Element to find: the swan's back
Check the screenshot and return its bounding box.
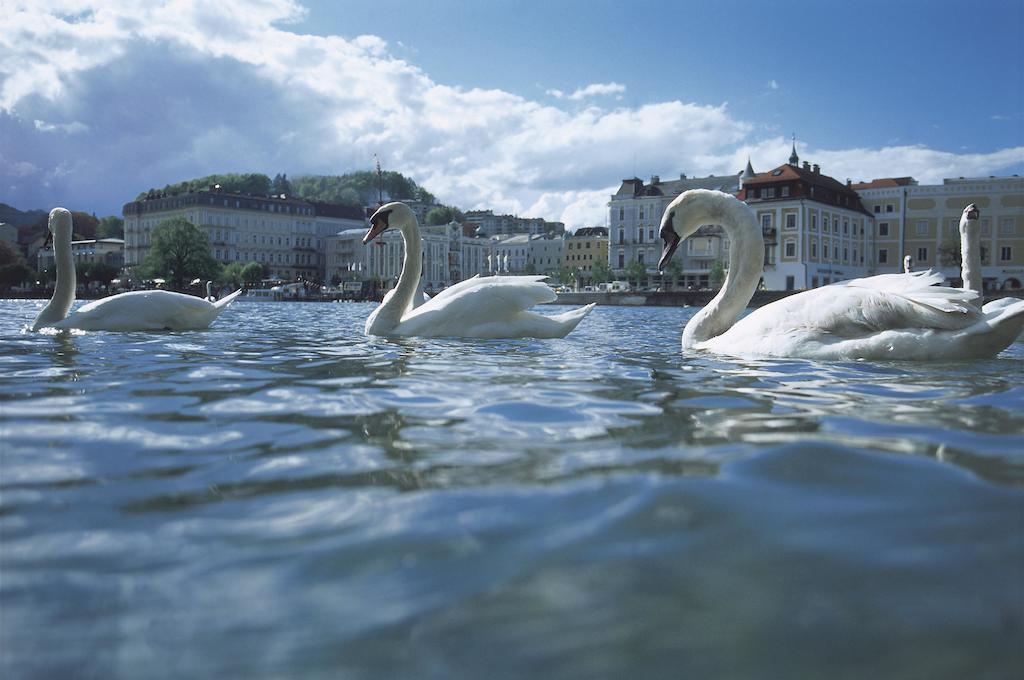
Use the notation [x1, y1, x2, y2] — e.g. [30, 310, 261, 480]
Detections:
[702, 271, 996, 359]
[383, 276, 591, 338]
[54, 289, 239, 331]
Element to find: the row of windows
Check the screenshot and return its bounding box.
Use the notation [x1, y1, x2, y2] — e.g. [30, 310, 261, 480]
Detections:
[763, 212, 862, 236]
[566, 241, 596, 249]
[878, 218, 1017, 237]
[783, 240, 862, 264]
[878, 246, 1013, 264]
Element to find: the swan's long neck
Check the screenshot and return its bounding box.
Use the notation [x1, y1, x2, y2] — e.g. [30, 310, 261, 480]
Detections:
[682, 203, 764, 347]
[371, 220, 422, 332]
[32, 227, 76, 330]
[959, 216, 982, 295]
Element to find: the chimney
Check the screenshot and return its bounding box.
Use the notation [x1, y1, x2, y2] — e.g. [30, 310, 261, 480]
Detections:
[651, 175, 660, 184]
[846, 179, 851, 187]
[679, 173, 687, 179]
[802, 161, 811, 171]
[812, 164, 820, 174]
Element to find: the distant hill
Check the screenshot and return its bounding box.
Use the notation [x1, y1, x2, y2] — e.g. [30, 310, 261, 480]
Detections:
[136, 171, 437, 208]
[0, 203, 47, 228]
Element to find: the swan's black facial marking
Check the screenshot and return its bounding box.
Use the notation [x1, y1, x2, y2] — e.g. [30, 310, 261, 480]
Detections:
[372, 209, 392, 229]
[965, 204, 980, 220]
[44, 230, 53, 248]
[658, 210, 681, 270]
[362, 207, 394, 244]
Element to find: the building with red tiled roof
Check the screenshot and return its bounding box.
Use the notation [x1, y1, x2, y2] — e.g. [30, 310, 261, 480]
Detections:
[734, 145, 876, 290]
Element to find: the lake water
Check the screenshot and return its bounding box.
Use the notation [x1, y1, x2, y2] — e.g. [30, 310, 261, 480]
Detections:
[2, 298, 1023, 679]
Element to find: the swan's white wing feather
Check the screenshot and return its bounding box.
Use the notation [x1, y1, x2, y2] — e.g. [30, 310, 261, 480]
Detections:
[53, 290, 235, 331]
[704, 272, 984, 358]
[391, 278, 558, 337]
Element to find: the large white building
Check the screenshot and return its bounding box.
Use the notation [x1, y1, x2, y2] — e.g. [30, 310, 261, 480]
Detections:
[738, 151, 874, 290]
[608, 172, 744, 286]
[122, 188, 366, 282]
[853, 175, 1024, 291]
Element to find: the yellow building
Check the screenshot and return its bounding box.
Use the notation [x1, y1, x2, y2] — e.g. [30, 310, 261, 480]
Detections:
[564, 226, 608, 286]
[854, 175, 1024, 291]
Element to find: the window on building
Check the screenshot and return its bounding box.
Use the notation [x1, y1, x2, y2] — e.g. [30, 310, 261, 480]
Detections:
[638, 252, 645, 265]
[765, 187, 776, 199]
[981, 218, 991, 235]
[874, 205, 881, 214]
[785, 213, 796, 229]
[761, 214, 772, 230]
[878, 248, 888, 264]
[619, 207, 624, 220]
[618, 229, 624, 245]
[843, 220, 848, 235]
[639, 207, 644, 220]
[811, 240, 818, 258]
[1001, 246, 1012, 262]
[1001, 218, 1015, 235]
[823, 216, 830, 232]
[886, 204, 894, 213]
[811, 213, 817, 230]
[878, 222, 890, 237]
[785, 275, 795, 291]
[784, 241, 796, 257]
[916, 220, 928, 235]
[843, 247, 848, 261]
[781, 186, 790, 198]
[812, 276, 819, 287]
[618, 252, 625, 268]
[637, 228, 644, 244]
[917, 246, 928, 262]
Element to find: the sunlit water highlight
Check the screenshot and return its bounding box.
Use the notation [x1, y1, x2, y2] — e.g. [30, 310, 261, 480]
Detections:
[2, 298, 1023, 678]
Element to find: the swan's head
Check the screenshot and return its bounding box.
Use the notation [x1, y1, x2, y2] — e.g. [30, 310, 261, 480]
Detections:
[47, 208, 73, 245]
[963, 203, 980, 222]
[658, 189, 740, 270]
[363, 202, 416, 244]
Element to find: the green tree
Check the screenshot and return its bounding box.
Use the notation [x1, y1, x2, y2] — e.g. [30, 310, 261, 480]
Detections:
[271, 173, 294, 196]
[624, 260, 647, 289]
[555, 267, 574, 285]
[97, 216, 124, 239]
[241, 261, 266, 284]
[591, 259, 612, 285]
[140, 217, 222, 290]
[662, 259, 683, 291]
[0, 262, 34, 289]
[709, 260, 726, 288]
[219, 262, 245, 288]
[938, 236, 987, 267]
[425, 205, 464, 225]
[0, 239, 21, 267]
[79, 262, 120, 286]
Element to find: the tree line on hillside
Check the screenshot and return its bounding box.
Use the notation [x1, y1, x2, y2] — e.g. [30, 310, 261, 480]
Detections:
[136, 171, 438, 209]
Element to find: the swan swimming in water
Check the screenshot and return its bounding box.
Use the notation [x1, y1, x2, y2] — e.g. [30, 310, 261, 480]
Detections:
[958, 203, 1024, 339]
[362, 202, 594, 338]
[657, 190, 1024, 360]
[32, 208, 242, 332]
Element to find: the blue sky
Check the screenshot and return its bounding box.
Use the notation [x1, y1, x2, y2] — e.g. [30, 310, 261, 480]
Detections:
[2, 0, 1022, 227]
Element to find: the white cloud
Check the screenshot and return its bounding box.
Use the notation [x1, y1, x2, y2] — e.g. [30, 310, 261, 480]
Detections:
[767, 79, 779, 91]
[1, 2, 1021, 228]
[33, 119, 89, 134]
[548, 82, 627, 101]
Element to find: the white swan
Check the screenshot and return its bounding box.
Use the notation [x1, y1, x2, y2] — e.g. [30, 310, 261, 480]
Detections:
[362, 202, 594, 338]
[657, 190, 1024, 360]
[32, 208, 242, 332]
[206, 280, 217, 302]
[958, 202, 1024, 341]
